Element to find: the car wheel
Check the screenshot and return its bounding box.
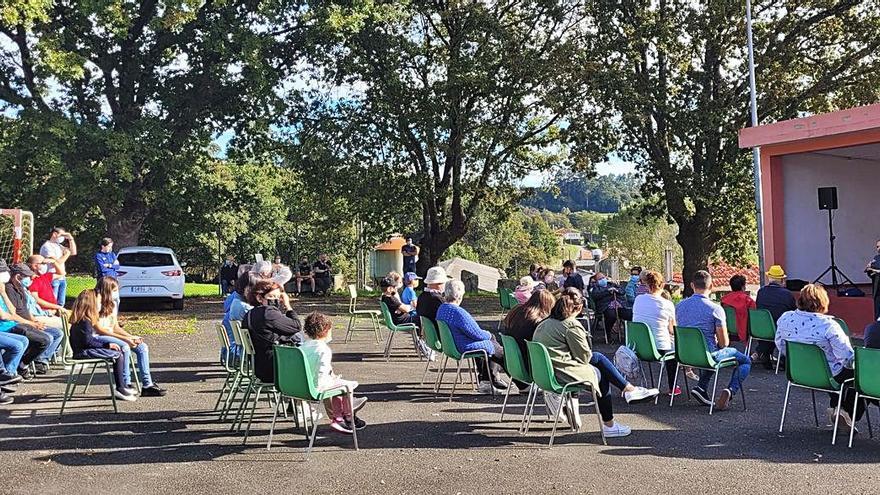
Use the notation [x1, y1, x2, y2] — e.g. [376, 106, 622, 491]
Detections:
[172, 298, 184, 310]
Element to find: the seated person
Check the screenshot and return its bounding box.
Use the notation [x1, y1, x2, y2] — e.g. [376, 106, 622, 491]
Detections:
[400, 272, 420, 309]
[501, 289, 555, 368]
[529, 263, 542, 282]
[381, 276, 432, 359]
[535, 268, 559, 292]
[0, 359, 16, 404]
[675, 270, 751, 411]
[0, 329, 27, 386]
[312, 253, 333, 295]
[436, 280, 513, 394]
[295, 257, 315, 294]
[754, 265, 796, 366]
[513, 276, 538, 305]
[222, 271, 256, 361]
[561, 260, 585, 295]
[533, 288, 657, 437]
[242, 280, 303, 383]
[26, 254, 66, 314]
[632, 270, 679, 396]
[776, 284, 860, 428]
[68, 290, 136, 401]
[624, 266, 643, 306]
[720, 274, 755, 343]
[0, 261, 50, 379]
[5, 263, 63, 374]
[588, 272, 632, 335]
[865, 317, 880, 349]
[95, 277, 166, 396]
[416, 266, 449, 322]
[300, 312, 367, 433]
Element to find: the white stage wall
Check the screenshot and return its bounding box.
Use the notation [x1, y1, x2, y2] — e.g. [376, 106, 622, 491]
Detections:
[782, 152, 880, 285]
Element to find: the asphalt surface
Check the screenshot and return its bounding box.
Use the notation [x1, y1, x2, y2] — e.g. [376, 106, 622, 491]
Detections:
[2, 297, 879, 494]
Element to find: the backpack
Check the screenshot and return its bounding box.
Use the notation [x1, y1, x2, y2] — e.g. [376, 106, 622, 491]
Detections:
[613, 344, 643, 386]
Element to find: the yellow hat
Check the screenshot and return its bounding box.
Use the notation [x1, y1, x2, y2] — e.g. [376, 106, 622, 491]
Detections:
[766, 265, 786, 279]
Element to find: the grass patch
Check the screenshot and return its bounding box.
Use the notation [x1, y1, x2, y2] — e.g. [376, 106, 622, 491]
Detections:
[122, 314, 198, 336]
[66, 274, 221, 300]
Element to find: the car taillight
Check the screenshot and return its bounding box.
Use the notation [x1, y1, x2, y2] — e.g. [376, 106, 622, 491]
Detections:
[116, 271, 127, 276]
[162, 270, 182, 277]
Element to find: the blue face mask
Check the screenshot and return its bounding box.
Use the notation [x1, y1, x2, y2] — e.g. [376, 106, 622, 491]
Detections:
[598, 278, 608, 287]
[21, 277, 32, 288]
[631, 275, 640, 282]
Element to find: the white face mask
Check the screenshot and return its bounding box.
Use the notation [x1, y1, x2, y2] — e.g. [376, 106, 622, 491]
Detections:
[38, 264, 48, 275]
[0, 272, 9, 284]
[96, 302, 102, 312]
[112, 290, 120, 299]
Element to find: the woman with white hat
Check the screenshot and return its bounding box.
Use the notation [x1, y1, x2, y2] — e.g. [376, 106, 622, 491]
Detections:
[417, 266, 451, 323]
[514, 276, 538, 304]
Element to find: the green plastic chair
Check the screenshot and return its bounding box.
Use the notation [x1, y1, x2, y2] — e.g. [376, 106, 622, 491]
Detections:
[779, 340, 851, 445]
[436, 320, 492, 401]
[833, 317, 853, 341]
[722, 305, 739, 340]
[746, 308, 776, 357]
[499, 288, 516, 310]
[59, 312, 118, 415]
[420, 317, 444, 386]
[232, 325, 280, 444]
[379, 301, 421, 361]
[346, 284, 382, 343]
[213, 323, 238, 412]
[499, 334, 534, 430]
[625, 320, 675, 404]
[849, 346, 880, 447]
[266, 345, 358, 454]
[670, 326, 746, 415]
[525, 341, 605, 447]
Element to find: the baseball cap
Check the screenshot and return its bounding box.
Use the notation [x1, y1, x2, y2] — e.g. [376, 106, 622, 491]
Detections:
[10, 263, 35, 278]
[403, 272, 421, 283]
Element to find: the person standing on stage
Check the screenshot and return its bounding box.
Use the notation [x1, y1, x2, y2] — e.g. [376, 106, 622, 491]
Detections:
[866, 239, 880, 319]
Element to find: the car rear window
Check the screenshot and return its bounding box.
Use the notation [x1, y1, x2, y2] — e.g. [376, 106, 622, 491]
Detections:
[117, 252, 174, 267]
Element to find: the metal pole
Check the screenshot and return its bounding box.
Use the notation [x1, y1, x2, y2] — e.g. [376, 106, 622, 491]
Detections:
[746, 0, 766, 287]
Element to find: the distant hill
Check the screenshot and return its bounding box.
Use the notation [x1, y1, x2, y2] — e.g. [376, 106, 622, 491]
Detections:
[522, 173, 641, 213]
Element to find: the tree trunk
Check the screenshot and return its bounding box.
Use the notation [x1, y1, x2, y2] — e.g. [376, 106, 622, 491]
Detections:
[104, 202, 149, 248]
[676, 223, 711, 297]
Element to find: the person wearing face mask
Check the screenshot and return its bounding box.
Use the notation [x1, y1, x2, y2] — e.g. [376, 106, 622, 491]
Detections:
[25, 255, 67, 316]
[4, 263, 63, 376]
[0, 260, 51, 379]
[39, 227, 77, 307]
[624, 266, 643, 306]
[866, 239, 880, 319]
[93, 277, 166, 396]
[588, 272, 632, 339]
[242, 280, 303, 383]
[535, 268, 559, 292]
[561, 260, 585, 296]
[94, 237, 120, 281]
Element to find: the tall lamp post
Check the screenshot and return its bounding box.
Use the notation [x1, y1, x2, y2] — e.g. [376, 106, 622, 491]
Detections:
[746, 0, 766, 286]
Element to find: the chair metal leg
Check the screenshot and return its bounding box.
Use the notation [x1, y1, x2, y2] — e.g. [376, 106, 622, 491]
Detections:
[267, 397, 282, 451]
[305, 410, 320, 456]
[214, 372, 234, 411]
[346, 314, 355, 342]
[500, 381, 512, 422]
[450, 359, 464, 402]
[384, 331, 396, 361]
[811, 390, 819, 427]
[655, 360, 666, 405]
[519, 385, 535, 434]
[83, 363, 98, 393]
[243, 386, 264, 444]
[669, 363, 681, 407]
[483, 352, 494, 396]
[349, 392, 359, 451]
[849, 391, 860, 448]
[708, 370, 720, 415]
[105, 363, 118, 413]
[746, 337, 752, 357]
[832, 389, 844, 445]
[775, 353, 782, 374]
[420, 356, 433, 385]
[435, 355, 448, 395]
[779, 381, 791, 433]
[548, 392, 565, 448]
[59, 365, 77, 416]
[524, 389, 540, 434]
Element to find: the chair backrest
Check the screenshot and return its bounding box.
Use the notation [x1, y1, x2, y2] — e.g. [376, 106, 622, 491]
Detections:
[500, 334, 531, 384]
[379, 301, 396, 329]
[832, 317, 851, 338]
[420, 317, 443, 352]
[505, 291, 520, 310]
[722, 305, 738, 337]
[436, 320, 462, 360]
[60, 311, 74, 361]
[673, 326, 715, 368]
[499, 288, 514, 310]
[625, 320, 661, 361]
[526, 340, 561, 394]
[348, 284, 358, 313]
[216, 323, 232, 368]
[273, 345, 319, 401]
[785, 340, 838, 391]
[855, 346, 880, 399]
[748, 308, 776, 339]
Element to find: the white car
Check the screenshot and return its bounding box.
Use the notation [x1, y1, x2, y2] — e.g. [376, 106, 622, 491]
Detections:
[116, 246, 186, 310]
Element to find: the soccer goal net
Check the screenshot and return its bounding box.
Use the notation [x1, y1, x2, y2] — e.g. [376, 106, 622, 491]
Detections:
[0, 209, 34, 264]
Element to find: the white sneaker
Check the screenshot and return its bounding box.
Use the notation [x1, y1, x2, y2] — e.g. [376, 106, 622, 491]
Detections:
[543, 391, 568, 424]
[123, 387, 138, 396]
[623, 386, 660, 404]
[114, 389, 137, 402]
[505, 382, 521, 396]
[602, 421, 632, 438]
[567, 397, 583, 431]
[477, 381, 502, 395]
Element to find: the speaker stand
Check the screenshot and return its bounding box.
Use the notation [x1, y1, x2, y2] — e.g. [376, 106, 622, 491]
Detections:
[813, 208, 855, 289]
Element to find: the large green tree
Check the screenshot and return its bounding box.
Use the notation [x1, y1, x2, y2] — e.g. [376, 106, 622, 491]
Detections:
[593, 0, 880, 289]
[0, 0, 299, 246]
[292, 0, 614, 274]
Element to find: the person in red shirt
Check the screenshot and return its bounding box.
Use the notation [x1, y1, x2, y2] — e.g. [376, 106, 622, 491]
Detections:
[26, 254, 66, 312]
[720, 274, 755, 342]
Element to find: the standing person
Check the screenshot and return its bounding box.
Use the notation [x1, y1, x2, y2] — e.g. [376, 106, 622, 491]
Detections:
[416, 266, 450, 323]
[94, 237, 119, 281]
[632, 270, 679, 396]
[754, 265, 796, 367]
[4, 263, 64, 375]
[68, 289, 136, 401]
[720, 274, 756, 343]
[675, 270, 751, 411]
[312, 253, 333, 295]
[295, 256, 315, 295]
[401, 237, 419, 274]
[219, 256, 239, 295]
[39, 227, 77, 307]
[865, 239, 880, 319]
[624, 266, 643, 306]
[561, 260, 586, 296]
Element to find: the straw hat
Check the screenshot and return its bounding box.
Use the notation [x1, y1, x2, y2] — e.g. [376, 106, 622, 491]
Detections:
[424, 266, 452, 284]
[766, 265, 787, 279]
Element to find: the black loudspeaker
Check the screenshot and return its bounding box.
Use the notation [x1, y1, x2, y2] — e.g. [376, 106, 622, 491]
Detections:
[818, 187, 838, 210]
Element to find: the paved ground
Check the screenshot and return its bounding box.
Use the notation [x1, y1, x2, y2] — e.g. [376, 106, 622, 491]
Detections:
[2, 296, 879, 495]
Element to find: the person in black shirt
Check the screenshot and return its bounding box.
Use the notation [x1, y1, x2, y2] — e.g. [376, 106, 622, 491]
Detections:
[312, 253, 333, 295]
[295, 256, 315, 294]
[561, 259, 585, 295]
[220, 256, 238, 294]
[242, 280, 302, 383]
[500, 289, 555, 370]
[417, 266, 450, 323]
[401, 238, 419, 274]
[754, 265, 797, 366]
[866, 239, 880, 319]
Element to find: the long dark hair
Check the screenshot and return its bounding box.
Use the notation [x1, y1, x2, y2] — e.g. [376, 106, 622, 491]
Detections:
[503, 290, 555, 330]
[550, 287, 584, 320]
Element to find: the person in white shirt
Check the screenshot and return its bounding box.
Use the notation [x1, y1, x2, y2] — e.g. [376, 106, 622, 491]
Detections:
[39, 227, 76, 307]
[300, 312, 367, 434]
[631, 270, 678, 396]
[775, 283, 862, 429]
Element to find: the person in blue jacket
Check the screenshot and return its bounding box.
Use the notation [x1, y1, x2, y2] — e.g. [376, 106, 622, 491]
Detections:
[94, 237, 119, 281]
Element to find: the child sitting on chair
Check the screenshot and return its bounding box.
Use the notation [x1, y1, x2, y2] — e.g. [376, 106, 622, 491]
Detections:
[300, 312, 367, 434]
